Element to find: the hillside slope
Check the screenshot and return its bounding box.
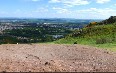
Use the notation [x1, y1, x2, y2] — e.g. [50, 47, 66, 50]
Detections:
[54, 17, 116, 51]
[0, 44, 116, 72]
[100, 16, 116, 24]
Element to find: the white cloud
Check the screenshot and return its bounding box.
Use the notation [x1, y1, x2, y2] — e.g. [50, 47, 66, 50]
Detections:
[96, 0, 110, 4]
[0, 11, 8, 15]
[33, 7, 48, 13]
[52, 7, 71, 14]
[74, 8, 116, 19]
[49, 0, 60, 3]
[52, 6, 116, 19]
[76, 8, 116, 15]
[49, 0, 90, 7]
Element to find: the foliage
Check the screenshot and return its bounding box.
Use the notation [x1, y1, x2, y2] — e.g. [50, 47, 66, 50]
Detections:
[86, 22, 98, 27]
[0, 26, 72, 44]
[54, 24, 116, 51]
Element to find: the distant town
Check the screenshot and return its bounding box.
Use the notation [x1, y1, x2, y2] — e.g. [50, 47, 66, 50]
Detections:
[0, 18, 102, 44]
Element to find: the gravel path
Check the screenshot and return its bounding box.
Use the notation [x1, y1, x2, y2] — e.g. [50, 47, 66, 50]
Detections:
[0, 44, 116, 72]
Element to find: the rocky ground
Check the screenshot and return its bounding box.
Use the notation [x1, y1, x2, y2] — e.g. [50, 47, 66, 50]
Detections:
[0, 44, 116, 72]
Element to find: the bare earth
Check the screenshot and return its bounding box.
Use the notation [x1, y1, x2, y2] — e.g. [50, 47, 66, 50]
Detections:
[0, 44, 116, 72]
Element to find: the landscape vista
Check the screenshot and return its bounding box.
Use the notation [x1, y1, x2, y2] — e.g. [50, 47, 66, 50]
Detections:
[0, 0, 116, 72]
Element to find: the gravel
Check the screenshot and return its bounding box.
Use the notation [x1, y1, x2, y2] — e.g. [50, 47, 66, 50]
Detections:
[0, 44, 116, 72]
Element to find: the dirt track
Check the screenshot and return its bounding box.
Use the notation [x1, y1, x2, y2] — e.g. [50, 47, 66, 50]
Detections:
[0, 44, 116, 72]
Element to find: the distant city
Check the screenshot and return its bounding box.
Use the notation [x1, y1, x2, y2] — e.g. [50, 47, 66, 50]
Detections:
[0, 18, 102, 33]
[0, 18, 102, 44]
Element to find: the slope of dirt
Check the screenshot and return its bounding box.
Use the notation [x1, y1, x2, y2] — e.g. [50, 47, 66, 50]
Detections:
[0, 44, 116, 72]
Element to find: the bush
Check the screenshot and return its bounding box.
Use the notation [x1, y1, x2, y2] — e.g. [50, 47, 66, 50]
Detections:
[96, 38, 107, 44]
[96, 37, 115, 44]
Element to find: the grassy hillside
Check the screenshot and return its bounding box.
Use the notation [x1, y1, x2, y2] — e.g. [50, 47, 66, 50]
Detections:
[54, 23, 116, 51]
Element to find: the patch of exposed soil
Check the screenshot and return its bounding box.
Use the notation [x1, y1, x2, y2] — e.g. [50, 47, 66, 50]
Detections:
[0, 44, 116, 72]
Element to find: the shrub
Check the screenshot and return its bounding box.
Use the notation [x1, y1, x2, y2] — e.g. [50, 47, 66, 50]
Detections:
[96, 38, 107, 44]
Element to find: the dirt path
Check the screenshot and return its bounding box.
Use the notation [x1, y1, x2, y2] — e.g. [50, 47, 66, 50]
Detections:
[0, 44, 116, 72]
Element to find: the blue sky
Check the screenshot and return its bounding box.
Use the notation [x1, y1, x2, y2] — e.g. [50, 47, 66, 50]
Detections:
[0, 0, 116, 19]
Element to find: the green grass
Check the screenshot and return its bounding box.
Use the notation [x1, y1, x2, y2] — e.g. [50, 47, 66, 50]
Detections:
[53, 24, 116, 52]
[53, 37, 116, 51]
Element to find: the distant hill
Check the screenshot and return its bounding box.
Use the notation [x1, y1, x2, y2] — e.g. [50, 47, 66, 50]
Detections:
[99, 16, 116, 25]
[86, 16, 116, 27]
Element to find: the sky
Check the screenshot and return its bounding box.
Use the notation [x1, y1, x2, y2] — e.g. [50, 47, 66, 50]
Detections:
[0, 0, 116, 19]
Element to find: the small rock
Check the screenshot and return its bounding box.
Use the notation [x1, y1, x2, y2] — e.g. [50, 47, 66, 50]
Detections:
[74, 41, 77, 44]
[29, 71, 31, 72]
[2, 71, 6, 73]
[104, 51, 109, 54]
[45, 62, 50, 65]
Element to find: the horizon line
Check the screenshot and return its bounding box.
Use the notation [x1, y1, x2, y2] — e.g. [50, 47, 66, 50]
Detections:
[0, 17, 105, 20]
